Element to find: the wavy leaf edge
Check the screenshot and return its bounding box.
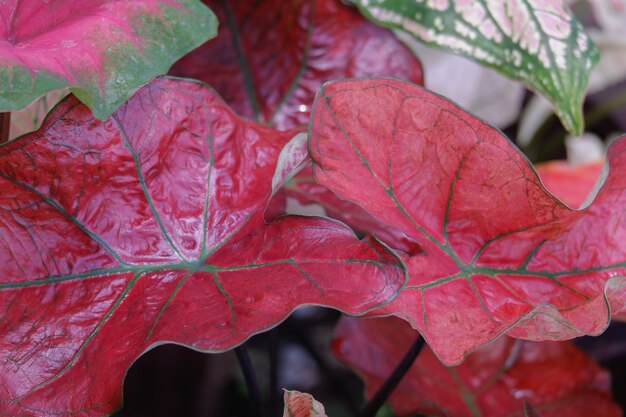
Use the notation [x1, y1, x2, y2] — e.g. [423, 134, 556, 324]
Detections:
[307, 76, 626, 365]
[0, 75, 409, 415]
[353, 0, 599, 135]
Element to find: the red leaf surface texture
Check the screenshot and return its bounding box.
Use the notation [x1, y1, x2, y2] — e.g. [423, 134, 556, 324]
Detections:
[310, 78, 626, 364]
[333, 316, 621, 417]
[283, 159, 604, 253]
[170, 0, 423, 130]
[280, 165, 422, 254]
[0, 77, 405, 416]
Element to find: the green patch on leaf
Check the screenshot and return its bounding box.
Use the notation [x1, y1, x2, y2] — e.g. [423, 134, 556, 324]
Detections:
[0, 0, 217, 119]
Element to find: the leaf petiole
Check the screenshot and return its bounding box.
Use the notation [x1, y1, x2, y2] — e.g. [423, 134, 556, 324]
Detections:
[235, 345, 264, 417]
[359, 335, 426, 417]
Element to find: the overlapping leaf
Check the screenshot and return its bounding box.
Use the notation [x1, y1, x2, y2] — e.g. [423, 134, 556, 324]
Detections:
[333, 316, 621, 417]
[0, 0, 216, 118]
[278, 157, 603, 253]
[518, 0, 626, 144]
[280, 166, 422, 254]
[309, 78, 626, 365]
[397, 33, 525, 128]
[0, 77, 405, 416]
[535, 160, 604, 208]
[169, 0, 423, 130]
[536, 158, 626, 323]
[8, 90, 68, 141]
[354, 0, 598, 135]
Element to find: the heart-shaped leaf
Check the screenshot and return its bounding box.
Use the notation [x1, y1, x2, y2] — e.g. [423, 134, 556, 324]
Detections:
[169, 0, 423, 130]
[333, 316, 621, 417]
[0, 0, 217, 119]
[0, 77, 405, 416]
[309, 78, 626, 365]
[354, 0, 598, 135]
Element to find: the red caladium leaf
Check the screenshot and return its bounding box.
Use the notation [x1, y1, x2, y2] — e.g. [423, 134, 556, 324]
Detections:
[0, 0, 217, 119]
[169, 0, 424, 130]
[283, 390, 328, 417]
[333, 316, 621, 417]
[281, 159, 604, 250]
[534, 158, 626, 322]
[0, 77, 405, 416]
[282, 165, 423, 255]
[535, 160, 604, 208]
[309, 78, 626, 365]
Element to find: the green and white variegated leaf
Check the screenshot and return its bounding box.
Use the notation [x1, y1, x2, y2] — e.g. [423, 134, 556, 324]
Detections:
[354, 0, 599, 135]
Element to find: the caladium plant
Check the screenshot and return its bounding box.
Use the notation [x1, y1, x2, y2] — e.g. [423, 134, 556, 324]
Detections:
[1, 0, 625, 416]
[308, 77, 626, 365]
[0, 0, 217, 118]
[169, 0, 424, 130]
[0, 77, 405, 416]
[169, 0, 426, 251]
[333, 316, 621, 417]
[352, 0, 599, 135]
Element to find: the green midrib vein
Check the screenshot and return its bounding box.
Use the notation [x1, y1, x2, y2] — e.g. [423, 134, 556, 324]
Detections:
[0, 258, 396, 290]
[318, 85, 626, 303]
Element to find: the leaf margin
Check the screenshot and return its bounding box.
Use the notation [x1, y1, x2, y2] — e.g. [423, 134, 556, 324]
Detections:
[307, 76, 626, 365]
[0, 0, 219, 119]
[352, 0, 599, 135]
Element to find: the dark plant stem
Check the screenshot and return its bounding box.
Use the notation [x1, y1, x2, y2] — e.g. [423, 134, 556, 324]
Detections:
[0, 112, 9, 143]
[235, 346, 264, 417]
[359, 336, 426, 417]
